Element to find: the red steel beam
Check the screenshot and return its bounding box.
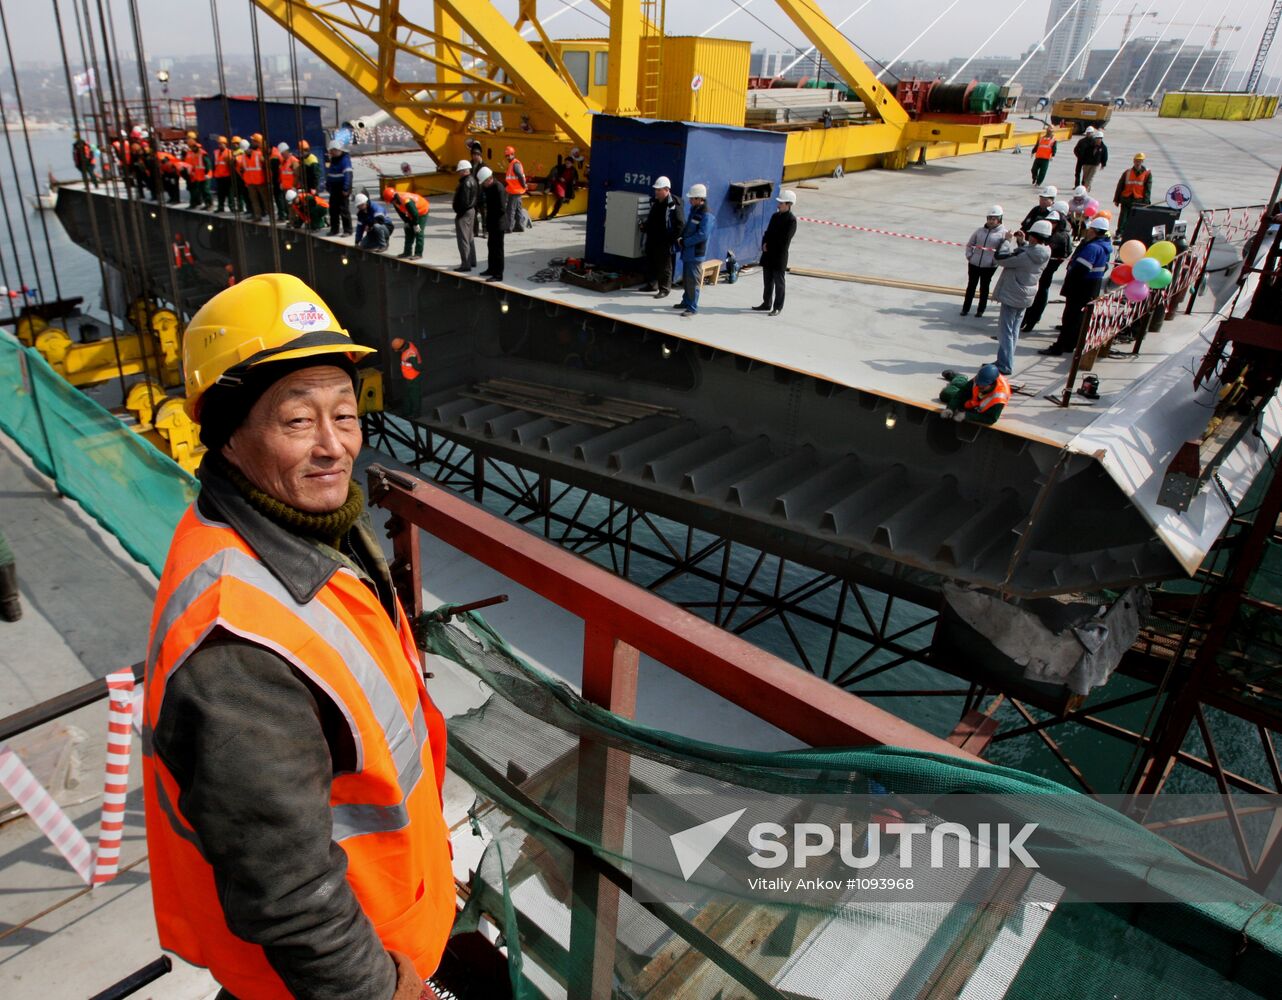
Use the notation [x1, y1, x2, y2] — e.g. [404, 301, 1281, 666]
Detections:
[369, 466, 977, 758]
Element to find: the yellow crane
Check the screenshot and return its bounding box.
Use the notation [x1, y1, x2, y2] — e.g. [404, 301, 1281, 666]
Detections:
[249, 0, 1054, 187]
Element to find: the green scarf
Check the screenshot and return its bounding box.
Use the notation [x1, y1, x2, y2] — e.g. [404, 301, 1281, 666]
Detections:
[216, 455, 364, 548]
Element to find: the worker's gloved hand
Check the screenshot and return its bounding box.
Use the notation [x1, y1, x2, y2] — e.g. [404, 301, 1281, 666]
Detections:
[952, 409, 968, 423]
[939, 405, 954, 418]
[389, 950, 440, 1000]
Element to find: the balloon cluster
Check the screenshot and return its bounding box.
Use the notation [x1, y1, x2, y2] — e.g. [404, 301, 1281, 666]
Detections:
[1109, 239, 1177, 302]
[1081, 198, 1112, 222]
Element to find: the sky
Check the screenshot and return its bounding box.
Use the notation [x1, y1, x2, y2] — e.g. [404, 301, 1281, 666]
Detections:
[6, 0, 1280, 78]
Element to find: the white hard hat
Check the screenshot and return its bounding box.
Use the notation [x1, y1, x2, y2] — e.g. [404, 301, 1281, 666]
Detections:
[327, 139, 343, 152]
[476, 166, 493, 184]
[354, 193, 368, 206]
[239, 139, 250, 151]
[653, 175, 671, 189]
[1029, 219, 1053, 237]
[569, 147, 582, 159]
[456, 159, 472, 172]
[987, 205, 1003, 217]
[1039, 185, 1058, 198]
[1089, 217, 1111, 231]
[777, 189, 797, 204]
[1044, 210, 1060, 222]
[1052, 200, 1070, 215]
[1072, 185, 1087, 197]
[277, 142, 289, 153]
[686, 183, 707, 199]
[285, 189, 297, 203]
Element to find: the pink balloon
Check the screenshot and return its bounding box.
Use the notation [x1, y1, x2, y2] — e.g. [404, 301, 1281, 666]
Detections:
[1124, 279, 1150, 302]
[1086, 198, 1100, 211]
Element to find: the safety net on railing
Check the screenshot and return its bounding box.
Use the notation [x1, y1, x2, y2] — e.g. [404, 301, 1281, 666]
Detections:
[426, 610, 1282, 1000]
[0, 332, 195, 575]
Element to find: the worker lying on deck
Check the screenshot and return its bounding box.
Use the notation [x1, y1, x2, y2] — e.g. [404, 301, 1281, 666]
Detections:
[142, 274, 452, 1000]
[939, 363, 1011, 425]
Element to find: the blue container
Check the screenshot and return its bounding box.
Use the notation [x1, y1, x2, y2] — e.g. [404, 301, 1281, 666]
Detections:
[585, 115, 788, 274]
[192, 95, 326, 154]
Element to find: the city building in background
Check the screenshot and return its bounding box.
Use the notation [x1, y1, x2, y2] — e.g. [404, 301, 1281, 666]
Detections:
[1082, 40, 1236, 101]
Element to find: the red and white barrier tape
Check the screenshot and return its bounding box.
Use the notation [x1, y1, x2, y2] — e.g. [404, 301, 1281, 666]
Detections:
[92, 670, 136, 884]
[0, 670, 141, 885]
[0, 743, 95, 882]
[798, 215, 965, 247]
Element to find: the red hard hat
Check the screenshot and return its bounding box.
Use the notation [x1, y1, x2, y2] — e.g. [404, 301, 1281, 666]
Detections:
[504, 145, 515, 156]
[383, 186, 397, 202]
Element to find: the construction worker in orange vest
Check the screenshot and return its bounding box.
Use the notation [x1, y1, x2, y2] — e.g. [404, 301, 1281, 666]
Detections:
[231, 137, 249, 213]
[384, 187, 430, 259]
[183, 136, 212, 209]
[389, 335, 423, 414]
[503, 144, 531, 233]
[939, 363, 1010, 425]
[1030, 126, 1057, 187]
[241, 134, 270, 221]
[211, 136, 235, 212]
[1113, 152, 1153, 237]
[285, 187, 329, 231]
[171, 231, 195, 269]
[273, 142, 299, 221]
[154, 148, 183, 204]
[144, 273, 452, 1000]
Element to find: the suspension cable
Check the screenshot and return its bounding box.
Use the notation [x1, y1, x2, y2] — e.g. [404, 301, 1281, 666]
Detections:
[51, 0, 130, 403]
[876, 0, 966, 80]
[1119, 0, 1189, 101]
[1219, 0, 1272, 91]
[946, 0, 1031, 85]
[1007, 0, 1083, 86]
[1085, 0, 1160, 99]
[1149, 0, 1213, 98]
[1046, 0, 1129, 100]
[247, 0, 282, 272]
[0, 116, 34, 311]
[777, 0, 875, 80]
[1199, 0, 1256, 90]
[1179, 17, 1223, 90]
[0, 56, 50, 304]
[700, 0, 757, 38]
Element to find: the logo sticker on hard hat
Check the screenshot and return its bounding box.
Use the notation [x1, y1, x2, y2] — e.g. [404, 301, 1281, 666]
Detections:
[282, 302, 331, 332]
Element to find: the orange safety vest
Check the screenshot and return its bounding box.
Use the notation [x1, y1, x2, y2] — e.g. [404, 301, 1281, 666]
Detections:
[1034, 135, 1055, 160]
[1120, 167, 1148, 200]
[398, 192, 430, 220]
[279, 154, 298, 190]
[142, 510, 455, 999]
[399, 340, 422, 381]
[172, 238, 194, 269]
[967, 374, 1011, 413]
[212, 147, 231, 178]
[241, 148, 266, 185]
[156, 151, 180, 175]
[184, 148, 207, 182]
[505, 157, 527, 195]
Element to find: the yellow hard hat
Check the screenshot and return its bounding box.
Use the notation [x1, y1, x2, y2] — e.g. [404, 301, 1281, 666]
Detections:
[1134, 152, 1146, 159]
[182, 273, 375, 420]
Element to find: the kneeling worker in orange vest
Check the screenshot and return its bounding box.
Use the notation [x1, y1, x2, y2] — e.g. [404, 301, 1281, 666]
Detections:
[938, 363, 1010, 425]
[143, 273, 453, 1000]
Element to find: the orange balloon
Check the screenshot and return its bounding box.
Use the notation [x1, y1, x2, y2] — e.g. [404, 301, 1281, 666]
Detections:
[1096, 210, 1112, 220]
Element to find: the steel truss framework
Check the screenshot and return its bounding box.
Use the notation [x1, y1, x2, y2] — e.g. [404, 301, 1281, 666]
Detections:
[366, 411, 1282, 893]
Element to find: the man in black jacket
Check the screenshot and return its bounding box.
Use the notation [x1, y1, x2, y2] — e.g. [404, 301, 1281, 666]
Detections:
[641, 176, 684, 299]
[477, 166, 507, 282]
[1074, 128, 1109, 190]
[753, 190, 798, 316]
[1022, 206, 1073, 332]
[452, 159, 478, 272]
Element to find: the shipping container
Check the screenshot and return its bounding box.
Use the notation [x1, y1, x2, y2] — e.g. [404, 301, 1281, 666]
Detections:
[585, 115, 787, 275]
[655, 37, 751, 127]
[192, 95, 326, 153]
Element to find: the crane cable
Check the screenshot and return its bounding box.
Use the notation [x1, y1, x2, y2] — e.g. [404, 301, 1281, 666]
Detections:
[946, 0, 1032, 85]
[1085, 0, 1160, 99]
[877, 0, 967, 81]
[51, 0, 131, 404]
[209, 0, 251, 281]
[777, 0, 876, 81]
[247, 0, 283, 274]
[1046, 0, 1131, 100]
[284, 0, 317, 288]
[1119, 0, 1190, 101]
[1007, 0, 1083, 87]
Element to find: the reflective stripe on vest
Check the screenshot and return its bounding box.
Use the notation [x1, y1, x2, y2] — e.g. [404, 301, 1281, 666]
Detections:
[142, 508, 453, 997]
[971, 375, 1011, 412]
[212, 147, 231, 178]
[279, 155, 297, 190]
[505, 158, 527, 195]
[1034, 136, 1055, 159]
[400, 192, 429, 219]
[399, 342, 422, 381]
[184, 149, 207, 181]
[241, 149, 265, 185]
[1120, 168, 1147, 200]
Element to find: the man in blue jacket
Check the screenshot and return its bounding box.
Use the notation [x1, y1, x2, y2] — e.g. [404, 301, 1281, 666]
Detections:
[675, 183, 715, 317]
[1040, 217, 1114, 357]
[325, 140, 354, 237]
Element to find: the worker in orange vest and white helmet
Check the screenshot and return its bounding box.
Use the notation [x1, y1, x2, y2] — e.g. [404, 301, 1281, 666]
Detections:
[144, 273, 453, 1000]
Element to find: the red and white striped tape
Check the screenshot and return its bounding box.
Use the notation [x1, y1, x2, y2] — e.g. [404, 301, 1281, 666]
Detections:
[92, 670, 136, 884]
[798, 215, 965, 247]
[0, 743, 95, 882]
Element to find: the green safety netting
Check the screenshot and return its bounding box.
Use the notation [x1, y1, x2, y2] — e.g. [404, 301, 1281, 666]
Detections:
[425, 611, 1282, 1000]
[0, 332, 195, 575]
